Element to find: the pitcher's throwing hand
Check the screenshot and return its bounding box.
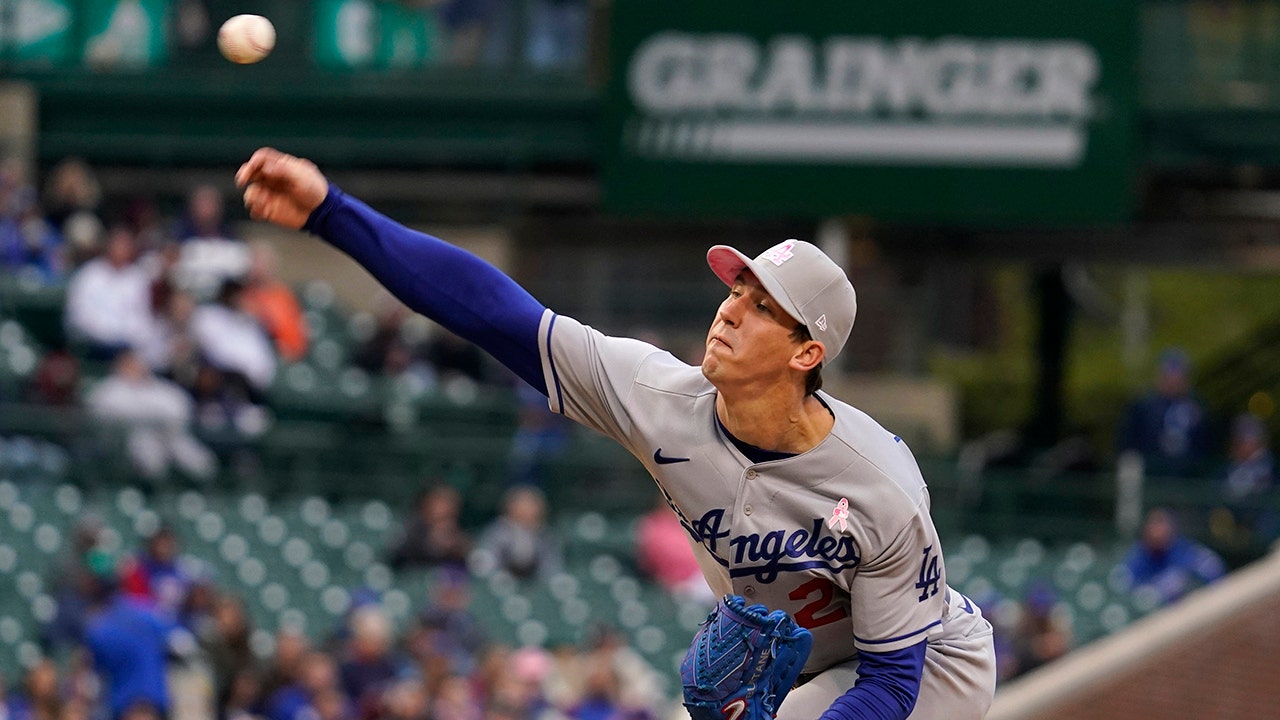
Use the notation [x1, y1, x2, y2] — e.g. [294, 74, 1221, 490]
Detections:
[236, 147, 329, 230]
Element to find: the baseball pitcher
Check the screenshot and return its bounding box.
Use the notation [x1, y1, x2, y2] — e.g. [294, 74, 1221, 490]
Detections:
[237, 148, 997, 720]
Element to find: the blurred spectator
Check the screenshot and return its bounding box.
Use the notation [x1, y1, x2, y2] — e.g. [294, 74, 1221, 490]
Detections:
[119, 524, 194, 618]
[546, 626, 663, 719]
[82, 552, 176, 720]
[338, 605, 406, 713]
[429, 673, 482, 720]
[175, 184, 236, 243]
[487, 646, 555, 720]
[377, 677, 430, 720]
[199, 594, 256, 711]
[475, 485, 563, 581]
[260, 628, 311, 702]
[60, 650, 99, 716]
[436, 0, 497, 66]
[173, 185, 247, 299]
[30, 345, 81, 406]
[524, 0, 588, 70]
[64, 226, 155, 360]
[191, 279, 277, 395]
[222, 668, 264, 720]
[508, 381, 571, 488]
[1008, 582, 1072, 678]
[565, 663, 626, 720]
[353, 299, 437, 391]
[1212, 413, 1279, 553]
[1221, 413, 1276, 505]
[1119, 508, 1226, 606]
[0, 158, 64, 282]
[411, 569, 487, 674]
[425, 328, 488, 386]
[86, 350, 218, 482]
[582, 626, 664, 718]
[42, 158, 102, 237]
[61, 212, 107, 270]
[242, 242, 309, 362]
[635, 496, 713, 603]
[124, 195, 169, 253]
[189, 279, 276, 438]
[265, 651, 348, 720]
[388, 484, 473, 570]
[4, 660, 63, 720]
[42, 513, 105, 653]
[1117, 348, 1212, 478]
[142, 289, 202, 388]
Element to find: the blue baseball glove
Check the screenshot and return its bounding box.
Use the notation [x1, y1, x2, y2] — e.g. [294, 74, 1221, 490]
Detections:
[681, 594, 814, 720]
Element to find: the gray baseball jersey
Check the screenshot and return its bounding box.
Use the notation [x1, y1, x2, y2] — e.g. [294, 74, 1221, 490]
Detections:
[537, 311, 981, 674]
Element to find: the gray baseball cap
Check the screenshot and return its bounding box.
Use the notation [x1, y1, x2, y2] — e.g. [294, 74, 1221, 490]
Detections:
[707, 239, 857, 362]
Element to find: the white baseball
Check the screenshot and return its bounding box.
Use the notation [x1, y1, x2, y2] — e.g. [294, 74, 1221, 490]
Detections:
[217, 14, 276, 64]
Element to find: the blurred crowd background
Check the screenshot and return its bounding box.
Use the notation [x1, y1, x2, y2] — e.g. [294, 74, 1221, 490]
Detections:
[3, 1, 1280, 719]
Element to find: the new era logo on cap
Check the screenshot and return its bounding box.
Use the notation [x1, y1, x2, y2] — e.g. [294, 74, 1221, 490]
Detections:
[706, 239, 858, 362]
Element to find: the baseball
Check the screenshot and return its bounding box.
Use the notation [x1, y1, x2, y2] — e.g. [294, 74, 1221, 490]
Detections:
[217, 14, 275, 64]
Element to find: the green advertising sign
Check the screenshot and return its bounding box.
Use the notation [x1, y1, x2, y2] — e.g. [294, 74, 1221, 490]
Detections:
[602, 0, 1139, 225]
[314, 0, 441, 70]
[1, 0, 74, 64]
[81, 0, 168, 67]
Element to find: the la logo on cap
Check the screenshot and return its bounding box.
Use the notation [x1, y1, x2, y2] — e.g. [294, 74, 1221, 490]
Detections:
[761, 240, 796, 267]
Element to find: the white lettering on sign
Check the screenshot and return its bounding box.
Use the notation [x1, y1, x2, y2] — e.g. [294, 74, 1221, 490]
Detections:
[626, 33, 1103, 166]
[630, 33, 1099, 119]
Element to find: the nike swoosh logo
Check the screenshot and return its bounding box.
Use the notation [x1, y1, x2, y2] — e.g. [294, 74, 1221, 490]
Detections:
[653, 449, 691, 465]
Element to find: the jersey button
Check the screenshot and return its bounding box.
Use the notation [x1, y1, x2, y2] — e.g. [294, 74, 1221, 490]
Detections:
[744, 504, 753, 516]
[746, 469, 758, 479]
[744, 585, 756, 596]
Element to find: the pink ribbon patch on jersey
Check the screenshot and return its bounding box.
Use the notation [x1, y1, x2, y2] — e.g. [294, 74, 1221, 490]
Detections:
[827, 497, 850, 532]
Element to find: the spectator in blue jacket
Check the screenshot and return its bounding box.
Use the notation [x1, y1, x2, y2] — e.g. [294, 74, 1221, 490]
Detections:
[1120, 508, 1226, 606]
[1117, 348, 1212, 479]
[81, 551, 177, 720]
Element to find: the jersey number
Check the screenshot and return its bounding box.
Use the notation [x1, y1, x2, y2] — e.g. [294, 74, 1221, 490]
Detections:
[720, 699, 746, 720]
[916, 546, 941, 602]
[789, 577, 850, 629]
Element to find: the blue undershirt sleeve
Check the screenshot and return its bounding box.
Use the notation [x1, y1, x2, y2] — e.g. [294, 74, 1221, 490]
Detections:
[818, 641, 927, 720]
[303, 184, 548, 395]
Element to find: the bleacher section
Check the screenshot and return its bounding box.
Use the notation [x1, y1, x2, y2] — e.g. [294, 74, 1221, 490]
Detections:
[0, 474, 1161, 691]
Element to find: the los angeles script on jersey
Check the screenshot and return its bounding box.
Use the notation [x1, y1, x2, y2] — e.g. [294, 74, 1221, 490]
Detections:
[691, 508, 860, 582]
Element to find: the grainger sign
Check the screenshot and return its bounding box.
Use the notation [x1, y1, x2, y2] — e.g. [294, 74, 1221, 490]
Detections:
[603, 0, 1138, 225]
